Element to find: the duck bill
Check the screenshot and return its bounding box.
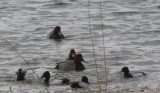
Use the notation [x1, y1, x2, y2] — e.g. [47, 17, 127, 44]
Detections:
[72, 54, 75, 58]
[82, 59, 87, 63]
[88, 82, 90, 84]
[58, 32, 64, 38]
[120, 70, 124, 72]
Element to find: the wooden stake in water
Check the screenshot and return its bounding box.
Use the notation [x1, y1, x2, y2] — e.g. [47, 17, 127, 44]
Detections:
[9, 85, 13, 93]
[87, 0, 102, 92]
[99, 0, 109, 92]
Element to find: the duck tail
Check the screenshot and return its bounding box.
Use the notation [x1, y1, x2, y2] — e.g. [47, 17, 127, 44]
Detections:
[62, 78, 70, 84]
[55, 65, 59, 69]
[142, 72, 146, 76]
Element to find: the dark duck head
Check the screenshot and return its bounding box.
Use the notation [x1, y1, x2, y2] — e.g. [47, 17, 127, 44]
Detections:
[81, 76, 90, 84]
[121, 67, 133, 78]
[16, 68, 27, 81]
[41, 71, 50, 84]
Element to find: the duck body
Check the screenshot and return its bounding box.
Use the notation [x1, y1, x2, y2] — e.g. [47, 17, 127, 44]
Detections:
[48, 26, 64, 39]
[71, 82, 90, 88]
[41, 71, 70, 85]
[128, 71, 146, 78]
[48, 33, 64, 39]
[71, 76, 90, 88]
[49, 78, 70, 85]
[121, 67, 146, 78]
[55, 60, 76, 71]
[16, 68, 27, 81]
[55, 54, 86, 71]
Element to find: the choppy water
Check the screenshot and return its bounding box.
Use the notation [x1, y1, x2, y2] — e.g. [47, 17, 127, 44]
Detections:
[1, 0, 160, 92]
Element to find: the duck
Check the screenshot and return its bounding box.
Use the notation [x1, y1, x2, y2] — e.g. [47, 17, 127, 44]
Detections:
[34, 68, 54, 80]
[55, 54, 87, 71]
[41, 71, 70, 85]
[67, 49, 76, 60]
[48, 26, 64, 39]
[16, 68, 27, 81]
[121, 67, 146, 78]
[71, 76, 90, 88]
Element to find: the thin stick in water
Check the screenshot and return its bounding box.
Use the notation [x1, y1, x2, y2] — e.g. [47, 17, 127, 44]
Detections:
[87, 0, 102, 92]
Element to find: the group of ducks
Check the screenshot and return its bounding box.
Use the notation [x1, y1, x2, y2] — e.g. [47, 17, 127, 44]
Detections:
[16, 42, 89, 89]
[16, 48, 90, 88]
[15, 26, 146, 90]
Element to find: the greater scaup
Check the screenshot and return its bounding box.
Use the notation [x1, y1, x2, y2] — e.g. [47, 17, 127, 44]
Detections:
[71, 76, 90, 88]
[121, 67, 146, 78]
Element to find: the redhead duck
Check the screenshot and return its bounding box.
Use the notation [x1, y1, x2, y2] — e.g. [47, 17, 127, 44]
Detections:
[121, 67, 146, 78]
[67, 49, 76, 60]
[55, 54, 87, 71]
[16, 68, 27, 81]
[71, 76, 90, 88]
[48, 26, 64, 39]
[41, 71, 70, 85]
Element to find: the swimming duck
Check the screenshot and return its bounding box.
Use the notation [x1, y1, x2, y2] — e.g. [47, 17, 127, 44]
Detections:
[41, 71, 70, 85]
[67, 49, 76, 60]
[48, 26, 64, 39]
[16, 68, 27, 81]
[55, 54, 87, 71]
[34, 68, 54, 80]
[71, 76, 90, 88]
[121, 67, 146, 78]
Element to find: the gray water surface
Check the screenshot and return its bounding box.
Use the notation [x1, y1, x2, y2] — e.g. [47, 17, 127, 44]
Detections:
[1, 0, 160, 92]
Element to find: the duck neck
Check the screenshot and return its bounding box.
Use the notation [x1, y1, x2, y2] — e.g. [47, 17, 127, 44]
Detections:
[124, 70, 130, 75]
[69, 56, 74, 60]
[17, 70, 25, 81]
[75, 62, 85, 71]
[74, 60, 80, 64]
[44, 77, 50, 84]
[124, 72, 129, 76]
[82, 79, 89, 84]
[124, 71, 133, 78]
[124, 71, 129, 74]
[82, 76, 90, 84]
